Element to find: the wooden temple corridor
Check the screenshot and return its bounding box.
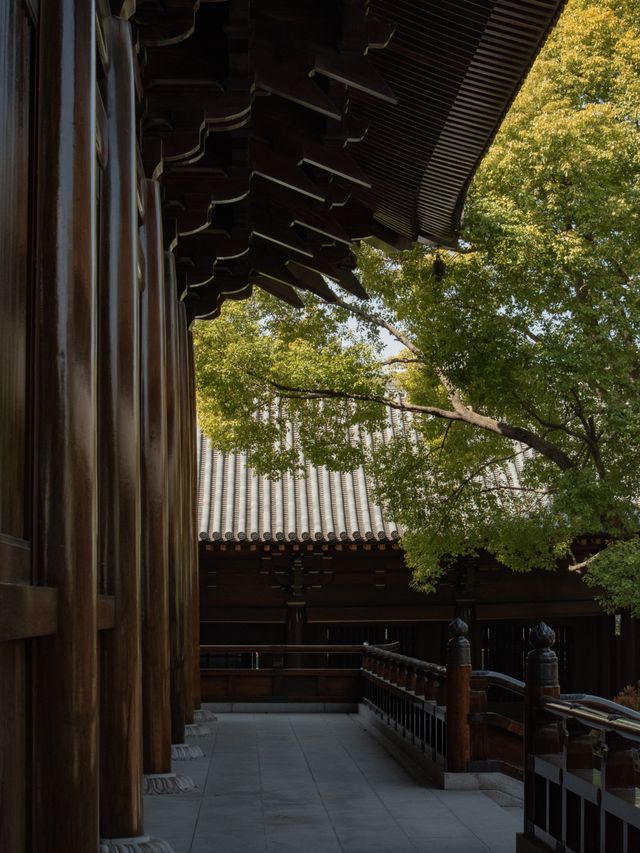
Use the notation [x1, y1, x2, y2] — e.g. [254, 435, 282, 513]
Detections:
[145, 712, 521, 853]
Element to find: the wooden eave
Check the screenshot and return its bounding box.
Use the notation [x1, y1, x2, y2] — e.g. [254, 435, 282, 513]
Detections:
[133, 0, 566, 322]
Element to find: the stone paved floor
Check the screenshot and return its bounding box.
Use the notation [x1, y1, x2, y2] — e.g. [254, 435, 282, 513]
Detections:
[144, 712, 522, 853]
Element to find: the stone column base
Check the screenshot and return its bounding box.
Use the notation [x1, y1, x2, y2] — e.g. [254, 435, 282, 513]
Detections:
[143, 772, 196, 795]
[185, 722, 212, 737]
[193, 708, 217, 722]
[171, 742, 204, 760]
[99, 836, 175, 852]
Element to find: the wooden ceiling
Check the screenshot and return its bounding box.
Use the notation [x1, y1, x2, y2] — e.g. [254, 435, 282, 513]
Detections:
[130, 0, 565, 322]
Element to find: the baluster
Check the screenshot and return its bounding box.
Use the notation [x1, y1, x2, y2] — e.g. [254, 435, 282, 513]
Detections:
[414, 667, 426, 698]
[425, 671, 438, 702]
[362, 647, 371, 673]
[382, 653, 392, 682]
[406, 664, 417, 694]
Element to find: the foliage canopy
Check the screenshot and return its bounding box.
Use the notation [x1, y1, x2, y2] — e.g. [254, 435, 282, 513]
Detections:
[194, 0, 640, 612]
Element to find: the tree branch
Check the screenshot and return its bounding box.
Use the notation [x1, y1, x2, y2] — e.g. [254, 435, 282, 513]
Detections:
[325, 295, 574, 469]
[332, 296, 424, 358]
[510, 388, 584, 441]
[567, 552, 600, 574]
[384, 356, 421, 366]
[250, 374, 576, 471]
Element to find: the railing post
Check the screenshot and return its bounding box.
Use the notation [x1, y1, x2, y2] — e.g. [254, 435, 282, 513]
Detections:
[446, 617, 471, 773]
[521, 622, 560, 843]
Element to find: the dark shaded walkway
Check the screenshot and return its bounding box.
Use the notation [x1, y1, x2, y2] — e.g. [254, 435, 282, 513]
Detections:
[145, 713, 521, 853]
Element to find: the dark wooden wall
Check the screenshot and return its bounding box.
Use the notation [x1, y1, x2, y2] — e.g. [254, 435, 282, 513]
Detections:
[199, 541, 637, 698]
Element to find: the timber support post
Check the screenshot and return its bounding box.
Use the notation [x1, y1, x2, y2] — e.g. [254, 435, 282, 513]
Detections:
[186, 334, 205, 717]
[97, 14, 144, 844]
[445, 617, 471, 773]
[140, 182, 171, 777]
[165, 255, 187, 747]
[32, 1, 99, 850]
[286, 601, 307, 667]
[519, 622, 560, 848]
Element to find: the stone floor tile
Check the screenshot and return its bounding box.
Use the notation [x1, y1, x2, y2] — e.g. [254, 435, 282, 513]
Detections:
[144, 713, 521, 853]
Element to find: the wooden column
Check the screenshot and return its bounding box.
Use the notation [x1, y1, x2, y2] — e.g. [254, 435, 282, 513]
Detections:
[140, 181, 171, 775]
[97, 16, 143, 842]
[165, 254, 186, 745]
[178, 313, 195, 725]
[445, 617, 471, 773]
[286, 601, 307, 667]
[187, 334, 203, 712]
[32, 1, 99, 850]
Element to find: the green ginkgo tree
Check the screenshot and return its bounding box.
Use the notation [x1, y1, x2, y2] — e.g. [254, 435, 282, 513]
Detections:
[194, 0, 640, 613]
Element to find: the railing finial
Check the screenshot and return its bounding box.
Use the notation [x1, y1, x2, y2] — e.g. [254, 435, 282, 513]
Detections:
[526, 621, 559, 691]
[529, 621, 555, 651]
[449, 617, 469, 639]
[447, 618, 470, 666]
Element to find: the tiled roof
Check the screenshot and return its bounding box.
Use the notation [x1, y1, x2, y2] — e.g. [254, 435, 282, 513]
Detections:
[196, 405, 543, 544]
[196, 411, 419, 543]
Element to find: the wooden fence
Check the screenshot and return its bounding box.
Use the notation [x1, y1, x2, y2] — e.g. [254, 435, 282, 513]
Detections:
[201, 620, 640, 852]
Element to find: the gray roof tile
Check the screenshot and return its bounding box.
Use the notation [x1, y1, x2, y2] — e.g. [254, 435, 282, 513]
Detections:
[196, 414, 407, 543]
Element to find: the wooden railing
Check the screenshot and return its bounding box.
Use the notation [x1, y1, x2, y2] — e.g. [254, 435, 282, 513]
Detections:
[200, 623, 640, 852]
[518, 622, 640, 853]
[361, 617, 470, 771]
[199, 642, 399, 704]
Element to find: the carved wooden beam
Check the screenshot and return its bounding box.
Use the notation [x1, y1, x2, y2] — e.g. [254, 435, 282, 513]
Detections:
[313, 46, 397, 104]
[252, 276, 305, 308]
[287, 262, 338, 303]
[254, 49, 342, 120]
[135, 1, 201, 47]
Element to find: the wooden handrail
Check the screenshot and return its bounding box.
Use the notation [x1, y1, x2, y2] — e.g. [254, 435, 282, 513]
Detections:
[560, 692, 640, 723]
[472, 670, 525, 695]
[200, 642, 399, 655]
[365, 645, 446, 677]
[519, 622, 640, 853]
[541, 696, 640, 740]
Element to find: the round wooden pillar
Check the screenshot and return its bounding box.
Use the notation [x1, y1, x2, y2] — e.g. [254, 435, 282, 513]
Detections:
[165, 254, 186, 745]
[97, 16, 144, 840]
[140, 181, 171, 776]
[187, 334, 202, 711]
[32, 1, 99, 850]
[177, 315, 195, 725]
